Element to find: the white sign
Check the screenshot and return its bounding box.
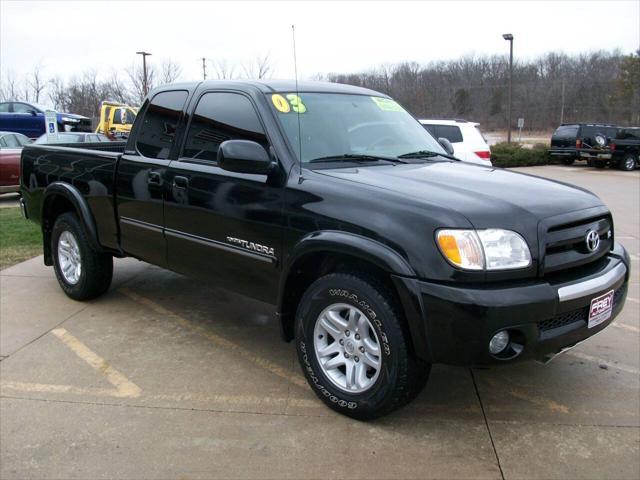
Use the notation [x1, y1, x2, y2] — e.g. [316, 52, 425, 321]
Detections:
[45, 110, 58, 142]
[517, 118, 524, 129]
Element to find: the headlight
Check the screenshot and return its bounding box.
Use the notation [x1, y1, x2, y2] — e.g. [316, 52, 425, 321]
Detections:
[436, 229, 531, 270]
[60, 116, 80, 123]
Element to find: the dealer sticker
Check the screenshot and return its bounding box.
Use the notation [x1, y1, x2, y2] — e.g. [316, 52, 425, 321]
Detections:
[588, 289, 614, 329]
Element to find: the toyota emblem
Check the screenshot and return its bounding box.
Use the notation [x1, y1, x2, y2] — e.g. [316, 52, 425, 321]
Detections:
[585, 230, 600, 252]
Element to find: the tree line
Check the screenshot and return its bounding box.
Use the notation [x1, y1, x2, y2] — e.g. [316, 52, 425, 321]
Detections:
[320, 50, 639, 130]
[1, 50, 637, 130]
[0, 55, 274, 120]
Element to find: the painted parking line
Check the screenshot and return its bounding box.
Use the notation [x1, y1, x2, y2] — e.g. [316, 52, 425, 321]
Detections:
[51, 328, 142, 397]
[627, 297, 640, 304]
[567, 351, 640, 375]
[1, 328, 141, 399]
[118, 288, 309, 390]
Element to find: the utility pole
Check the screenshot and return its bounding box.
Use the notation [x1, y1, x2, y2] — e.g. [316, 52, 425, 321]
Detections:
[201, 57, 207, 80]
[502, 33, 514, 143]
[560, 78, 566, 124]
[136, 51, 152, 96]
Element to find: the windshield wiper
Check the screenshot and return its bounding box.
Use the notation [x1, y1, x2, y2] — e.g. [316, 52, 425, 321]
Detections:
[308, 154, 408, 164]
[397, 150, 459, 161]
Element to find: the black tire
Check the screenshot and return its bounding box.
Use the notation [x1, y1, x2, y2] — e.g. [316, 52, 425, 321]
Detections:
[561, 158, 575, 166]
[295, 272, 430, 420]
[594, 160, 606, 169]
[619, 153, 637, 171]
[51, 212, 113, 300]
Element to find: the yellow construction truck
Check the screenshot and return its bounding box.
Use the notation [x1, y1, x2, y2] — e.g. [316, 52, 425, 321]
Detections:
[95, 101, 138, 140]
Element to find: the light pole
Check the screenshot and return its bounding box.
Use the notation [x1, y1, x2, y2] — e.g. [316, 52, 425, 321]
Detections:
[200, 57, 208, 80]
[136, 51, 152, 96]
[502, 33, 513, 144]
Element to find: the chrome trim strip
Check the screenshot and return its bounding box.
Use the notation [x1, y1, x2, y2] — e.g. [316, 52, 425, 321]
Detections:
[557, 263, 626, 302]
[164, 228, 276, 264]
[120, 216, 163, 233]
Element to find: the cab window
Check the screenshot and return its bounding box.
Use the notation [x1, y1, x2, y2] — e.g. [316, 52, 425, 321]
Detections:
[433, 125, 463, 143]
[182, 92, 267, 162]
[136, 90, 188, 159]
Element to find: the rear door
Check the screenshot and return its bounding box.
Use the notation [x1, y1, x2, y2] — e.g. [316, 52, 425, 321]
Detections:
[116, 90, 189, 266]
[163, 90, 284, 303]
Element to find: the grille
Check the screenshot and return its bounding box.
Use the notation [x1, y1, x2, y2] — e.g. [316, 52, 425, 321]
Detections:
[539, 284, 625, 334]
[540, 307, 587, 332]
[543, 215, 612, 274]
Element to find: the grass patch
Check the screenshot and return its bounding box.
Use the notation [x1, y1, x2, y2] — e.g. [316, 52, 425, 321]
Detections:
[491, 142, 552, 167]
[0, 207, 42, 269]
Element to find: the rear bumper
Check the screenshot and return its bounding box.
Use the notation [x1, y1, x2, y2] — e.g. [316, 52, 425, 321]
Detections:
[401, 242, 630, 366]
[580, 150, 611, 160]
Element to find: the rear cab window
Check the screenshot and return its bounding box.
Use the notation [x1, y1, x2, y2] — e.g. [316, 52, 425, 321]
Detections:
[135, 90, 189, 159]
[552, 126, 579, 139]
[432, 125, 463, 143]
[181, 92, 267, 163]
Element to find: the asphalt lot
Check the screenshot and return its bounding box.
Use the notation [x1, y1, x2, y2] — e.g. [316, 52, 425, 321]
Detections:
[1, 164, 639, 479]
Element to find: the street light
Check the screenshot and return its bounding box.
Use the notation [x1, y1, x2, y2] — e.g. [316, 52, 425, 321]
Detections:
[136, 51, 152, 96]
[502, 33, 513, 144]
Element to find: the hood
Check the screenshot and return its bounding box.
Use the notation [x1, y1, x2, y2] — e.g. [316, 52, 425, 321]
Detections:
[315, 161, 603, 228]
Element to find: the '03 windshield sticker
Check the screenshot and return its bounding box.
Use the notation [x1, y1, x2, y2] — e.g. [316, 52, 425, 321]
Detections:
[271, 93, 307, 113]
[371, 96, 403, 112]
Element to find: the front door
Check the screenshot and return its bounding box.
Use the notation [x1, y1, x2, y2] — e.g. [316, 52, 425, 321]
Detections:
[116, 90, 189, 267]
[164, 91, 284, 304]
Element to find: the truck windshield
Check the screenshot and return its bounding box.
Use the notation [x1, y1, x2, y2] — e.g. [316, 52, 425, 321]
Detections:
[269, 93, 445, 163]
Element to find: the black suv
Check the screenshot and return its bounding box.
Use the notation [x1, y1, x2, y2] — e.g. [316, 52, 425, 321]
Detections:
[549, 124, 619, 166]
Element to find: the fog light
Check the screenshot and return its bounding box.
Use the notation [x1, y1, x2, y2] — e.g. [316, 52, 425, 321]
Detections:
[489, 330, 510, 354]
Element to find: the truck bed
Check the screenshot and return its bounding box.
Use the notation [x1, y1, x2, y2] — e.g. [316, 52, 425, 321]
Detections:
[20, 142, 127, 252]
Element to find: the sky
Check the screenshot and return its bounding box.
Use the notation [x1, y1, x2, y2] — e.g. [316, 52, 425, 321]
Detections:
[1, 0, 639, 83]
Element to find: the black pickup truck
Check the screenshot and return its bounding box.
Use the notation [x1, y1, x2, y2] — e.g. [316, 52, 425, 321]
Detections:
[610, 127, 640, 171]
[20, 81, 630, 419]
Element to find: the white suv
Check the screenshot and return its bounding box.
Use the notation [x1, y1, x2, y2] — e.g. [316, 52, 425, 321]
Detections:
[419, 119, 492, 166]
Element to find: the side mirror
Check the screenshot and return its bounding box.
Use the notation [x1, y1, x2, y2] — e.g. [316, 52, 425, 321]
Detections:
[217, 140, 273, 175]
[438, 137, 455, 156]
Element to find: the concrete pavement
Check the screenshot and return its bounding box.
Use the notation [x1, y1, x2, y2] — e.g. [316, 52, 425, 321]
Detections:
[1, 165, 639, 479]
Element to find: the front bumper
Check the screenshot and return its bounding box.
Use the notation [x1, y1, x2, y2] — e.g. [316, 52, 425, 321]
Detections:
[411, 243, 629, 366]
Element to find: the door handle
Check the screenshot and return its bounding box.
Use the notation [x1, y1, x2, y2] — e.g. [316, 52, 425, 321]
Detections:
[173, 176, 189, 189]
[148, 171, 162, 185]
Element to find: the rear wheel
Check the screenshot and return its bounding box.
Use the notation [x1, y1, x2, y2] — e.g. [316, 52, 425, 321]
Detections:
[560, 158, 575, 166]
[619, 154, 637, 171]
[594, 160, 607, 169]
[295, 272, 430, 420]
[52, 213, 113, 300]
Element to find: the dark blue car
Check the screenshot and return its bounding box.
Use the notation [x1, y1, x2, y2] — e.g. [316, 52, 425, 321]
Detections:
[0, 101, 92, 139]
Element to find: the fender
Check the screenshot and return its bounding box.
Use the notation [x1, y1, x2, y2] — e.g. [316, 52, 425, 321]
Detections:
[41, 182, 102, 264]
[278, 231, 432, 362]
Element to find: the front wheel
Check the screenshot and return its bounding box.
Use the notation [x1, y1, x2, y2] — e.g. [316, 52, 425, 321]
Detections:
[619, 154, 637, 171]
[295, 273, 430, 419]
[52, 212, 113, 300]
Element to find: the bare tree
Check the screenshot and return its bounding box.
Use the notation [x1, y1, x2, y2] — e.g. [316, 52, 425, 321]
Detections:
[0, 71, 19, 101]
[160, 59, 182, 85]
[241, 54, 274, 79]
[27, 65, 47, 103]
[212, 59, 236, 80]
[126, 62, 156, 103]
[48, 76, 68, 110]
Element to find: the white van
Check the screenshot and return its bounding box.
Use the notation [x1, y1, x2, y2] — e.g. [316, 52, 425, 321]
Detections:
[419, 119, 492, 166]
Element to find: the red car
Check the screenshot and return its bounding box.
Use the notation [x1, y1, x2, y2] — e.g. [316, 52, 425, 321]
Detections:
[0, 131, 31, 193]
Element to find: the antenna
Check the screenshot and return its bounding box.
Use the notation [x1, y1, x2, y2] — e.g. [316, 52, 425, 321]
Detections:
[292, 24, 303, 176]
